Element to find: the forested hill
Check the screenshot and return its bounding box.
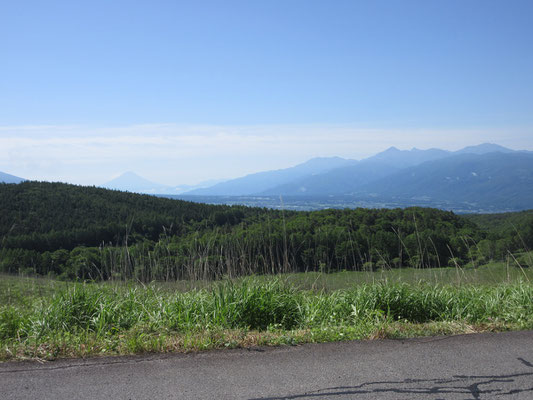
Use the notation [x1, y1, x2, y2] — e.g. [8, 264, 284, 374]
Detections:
[1, 182, 531, 281]
[0, 181, 279, 252]
[465, 210, 533, 239]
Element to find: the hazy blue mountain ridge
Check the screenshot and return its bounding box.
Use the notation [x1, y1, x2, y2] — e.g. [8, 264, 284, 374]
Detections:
[180, 142, 533, 210]
[0, 171, 25, 184]
[107, 142, 533, 211]
[255, 143, 520, 196]
[5, 143, 527, 211]
[454, 143, 516, 155]
[260, 146, 454, 195]
[186, 156, 358, 196]
[102, 171, 172, 194]
[97, 143, 522, 196]
[260, 160, 400, 195]
[188, 143, 515, 197]
[358, 152, 533, 209]
[364, 146, 452, 167]
[101, 171, 218, 194]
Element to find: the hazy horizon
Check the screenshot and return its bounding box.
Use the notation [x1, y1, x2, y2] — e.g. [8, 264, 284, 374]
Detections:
[2, 133, 532, 187]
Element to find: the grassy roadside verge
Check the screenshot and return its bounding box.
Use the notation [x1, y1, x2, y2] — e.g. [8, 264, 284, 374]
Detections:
[1, 273, 532, 362]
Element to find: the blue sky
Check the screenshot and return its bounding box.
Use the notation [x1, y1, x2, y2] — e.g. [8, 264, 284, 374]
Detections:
[1, 0, 532, 185]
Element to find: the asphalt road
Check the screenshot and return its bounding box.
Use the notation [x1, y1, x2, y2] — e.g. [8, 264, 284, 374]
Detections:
[2, 330, 533, 399]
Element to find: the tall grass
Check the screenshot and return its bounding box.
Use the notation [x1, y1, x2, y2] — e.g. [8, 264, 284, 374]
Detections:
[1, 276, 532, 360]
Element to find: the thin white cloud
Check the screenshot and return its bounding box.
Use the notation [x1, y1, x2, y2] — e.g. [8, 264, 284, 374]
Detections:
[0, 123, 530, 185]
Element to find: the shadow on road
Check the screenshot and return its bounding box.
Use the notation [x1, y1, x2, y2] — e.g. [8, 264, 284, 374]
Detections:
[251, 358, 533, 400]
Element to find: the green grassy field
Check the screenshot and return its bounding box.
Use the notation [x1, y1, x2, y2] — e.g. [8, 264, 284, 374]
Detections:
[275, 259, 532, 291]
[1, 262, 532, 362]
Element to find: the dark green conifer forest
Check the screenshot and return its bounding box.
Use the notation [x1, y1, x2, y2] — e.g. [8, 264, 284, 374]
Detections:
[1, 182, 531, 281]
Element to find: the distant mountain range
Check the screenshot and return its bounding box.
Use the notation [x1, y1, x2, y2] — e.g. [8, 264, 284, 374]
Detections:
[102, 171, 220, 194]
[359, 152, 533, 209]
[0, 171, 25, 184]
[181, 143, 533, 210]
[3, 143, 532, 211]
[187, 156, 358, 196]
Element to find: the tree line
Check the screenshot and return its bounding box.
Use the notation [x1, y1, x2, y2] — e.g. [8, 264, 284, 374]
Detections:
[1, 182, 531, 281]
